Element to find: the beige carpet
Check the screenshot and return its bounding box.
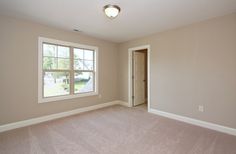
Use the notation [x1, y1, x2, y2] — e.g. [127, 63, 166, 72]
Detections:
[0, 105, 236, 154]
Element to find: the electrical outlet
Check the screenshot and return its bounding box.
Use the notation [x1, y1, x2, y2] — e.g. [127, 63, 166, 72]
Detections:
[198, 105, 204, 112]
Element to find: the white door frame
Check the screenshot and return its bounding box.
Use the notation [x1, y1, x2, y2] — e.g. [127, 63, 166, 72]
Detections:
[128, 45, 151, 111]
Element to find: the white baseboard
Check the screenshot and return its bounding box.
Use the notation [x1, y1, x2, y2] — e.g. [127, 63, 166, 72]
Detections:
[149, 108, 236, 136]
[0, 100, 124, 133]
[3, 101, 234, 136]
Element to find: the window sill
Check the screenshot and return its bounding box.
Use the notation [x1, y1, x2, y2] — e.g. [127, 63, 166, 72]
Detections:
[38, 92, 98, 103]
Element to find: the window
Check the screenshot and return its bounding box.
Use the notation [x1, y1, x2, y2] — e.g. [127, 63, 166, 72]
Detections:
[38, 37, 98, 103]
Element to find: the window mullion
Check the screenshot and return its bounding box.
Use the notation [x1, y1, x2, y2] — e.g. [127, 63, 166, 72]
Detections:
[43, 69, 71, 72]
[70, 47, 74, 95]
[93, 71, 95, 92]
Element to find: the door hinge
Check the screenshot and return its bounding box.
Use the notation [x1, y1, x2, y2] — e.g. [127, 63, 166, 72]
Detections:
[132, 96, 134, 99]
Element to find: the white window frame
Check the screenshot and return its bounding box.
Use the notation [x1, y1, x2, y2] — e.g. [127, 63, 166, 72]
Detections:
[38, 37, 98, 103]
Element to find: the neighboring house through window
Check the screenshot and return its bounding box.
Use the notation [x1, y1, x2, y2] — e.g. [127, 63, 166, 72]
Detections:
[38, 37, 98, 103]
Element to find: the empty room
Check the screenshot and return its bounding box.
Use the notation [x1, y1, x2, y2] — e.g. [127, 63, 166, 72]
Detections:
[0, 0, 236, 153]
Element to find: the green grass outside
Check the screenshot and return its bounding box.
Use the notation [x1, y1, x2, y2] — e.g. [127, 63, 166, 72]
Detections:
[74, 81, 87, 92]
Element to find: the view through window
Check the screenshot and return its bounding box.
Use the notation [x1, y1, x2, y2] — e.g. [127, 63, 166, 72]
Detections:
[39, 38, 97, 102]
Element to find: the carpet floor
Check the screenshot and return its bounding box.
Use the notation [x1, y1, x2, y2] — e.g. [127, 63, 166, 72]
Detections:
[0, 105, 236, 154]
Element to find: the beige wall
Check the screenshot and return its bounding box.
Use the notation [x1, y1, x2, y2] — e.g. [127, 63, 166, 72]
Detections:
[0, 15, 118, 125]
[1, 13, 236, 129]
[118, 13, 236, 128]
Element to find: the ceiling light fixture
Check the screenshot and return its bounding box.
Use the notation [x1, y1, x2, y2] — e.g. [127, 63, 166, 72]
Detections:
[103, 4, 121, 19]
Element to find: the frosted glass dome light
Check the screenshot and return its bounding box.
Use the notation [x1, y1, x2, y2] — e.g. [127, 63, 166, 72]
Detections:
[103, 5, 121, 19]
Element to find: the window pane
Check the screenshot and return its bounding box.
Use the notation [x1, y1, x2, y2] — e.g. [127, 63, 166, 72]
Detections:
[74, 48, 83, 59]
[74, 59, 83, 70]
[43, 57, 57, 70]
[74, 60, 93, 70]
[43, 44, 57, 57]
[74, 72, 93, 93]
[44, 72, 70, 97]
[84, 50, 94, 60]
[58, 46, 70, 58]
[58, 58, 70, 70]
[84, 60, 93, 70]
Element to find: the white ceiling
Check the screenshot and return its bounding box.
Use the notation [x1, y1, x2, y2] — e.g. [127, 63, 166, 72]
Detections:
[0, 0, 236, 43]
